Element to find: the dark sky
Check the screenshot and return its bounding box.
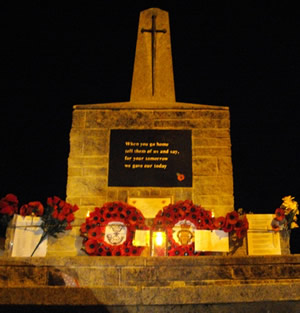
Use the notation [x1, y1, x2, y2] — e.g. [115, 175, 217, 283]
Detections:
[1, 2, 299, 213]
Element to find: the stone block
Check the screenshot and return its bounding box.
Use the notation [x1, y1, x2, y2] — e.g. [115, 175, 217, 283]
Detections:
[86, 110, 154, 129]
[173, 189, 192, 202]
[217, 157, 233, 175]
[72, 110, 86, 128]
[194, 195, 219, 206]
[128, 189, 142, 198]
[150, 189, 161, 196]
[7, 266, 47, 287]
[193, 157, 217, 176]
[121, 267, 158, 286]
[82, 166, 107, 177]
[69, 129, 84, 156]
[193, 137, 231, 147]
[219, 195, 234, 206]
[118, 190, 128, 202]
[68, 167, 83, 176]
[76, 267, 120, 286]
[68, 156, 108, 167]
[65, 196, 81, 206]
[152, 110, 229, 120]
[193, 129, 230, 138]
[67, 176, 107, 196]
[107, 189, 118, 201]
[80, 196, 107, 206]
[83, 132, 108, 156]
[138, 189, 151, 197]
[215, 118, 230, 128]
[154, 119, 214, 129]
[193, 147, 231, 157]
[194, 176, 233, 195]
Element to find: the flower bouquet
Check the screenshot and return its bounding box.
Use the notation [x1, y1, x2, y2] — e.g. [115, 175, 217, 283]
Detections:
[272, 196, 299, 231]
[272, 196, 299, 254]
[19, 196, 79, 256]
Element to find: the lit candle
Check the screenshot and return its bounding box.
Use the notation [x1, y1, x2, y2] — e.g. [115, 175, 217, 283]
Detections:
[151, 231, 167, 256]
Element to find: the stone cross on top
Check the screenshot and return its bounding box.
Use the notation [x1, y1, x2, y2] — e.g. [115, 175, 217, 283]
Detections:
[130, 8, 176, 103]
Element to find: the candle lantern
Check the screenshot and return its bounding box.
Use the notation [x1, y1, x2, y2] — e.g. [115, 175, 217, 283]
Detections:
[151, 230, 167, 256]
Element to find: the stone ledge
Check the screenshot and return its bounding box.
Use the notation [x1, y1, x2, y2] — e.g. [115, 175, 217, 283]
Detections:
[0, 282, 300, 305]
[1, 256, 300, 308]
[73, 102, 229, 110]
[1, 255, 300, 266]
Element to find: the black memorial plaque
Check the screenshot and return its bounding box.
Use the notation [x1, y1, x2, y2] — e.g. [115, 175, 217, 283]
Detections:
[108, 129, 192, 187]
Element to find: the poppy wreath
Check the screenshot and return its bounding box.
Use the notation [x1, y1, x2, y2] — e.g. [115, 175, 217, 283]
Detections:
[80, 201, 148, 256]
[153, 200, 212, 256]
[153, 200, 248, 256]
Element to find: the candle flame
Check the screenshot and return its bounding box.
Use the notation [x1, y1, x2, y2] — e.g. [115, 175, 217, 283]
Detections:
[155, 232, 164, 246]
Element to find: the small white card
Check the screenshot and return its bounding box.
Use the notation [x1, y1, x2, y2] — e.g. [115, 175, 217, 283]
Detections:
[246, 214, 281, 255]
[194, 230, 229, 252]
[246, 214, 274, 230]
[11, 215, 47, 257]
[133, 230, 150, 246]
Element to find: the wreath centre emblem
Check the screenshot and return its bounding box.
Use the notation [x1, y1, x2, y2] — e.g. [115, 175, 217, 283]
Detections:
[104, 221, 127, 245]
[173, 220, 195, 245]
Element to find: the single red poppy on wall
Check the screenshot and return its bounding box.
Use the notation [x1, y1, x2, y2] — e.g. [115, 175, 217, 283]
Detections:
[176, 173, 185, 182]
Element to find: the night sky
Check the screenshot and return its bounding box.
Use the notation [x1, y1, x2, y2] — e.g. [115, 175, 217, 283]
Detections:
[1, 2, 299, 214]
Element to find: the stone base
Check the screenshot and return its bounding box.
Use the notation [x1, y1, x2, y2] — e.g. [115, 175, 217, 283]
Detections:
[0, 255, 300, 312]
[1, 302, 300, 313]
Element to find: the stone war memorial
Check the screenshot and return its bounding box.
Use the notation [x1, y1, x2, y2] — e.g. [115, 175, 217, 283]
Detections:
[0, 8, 300, 313]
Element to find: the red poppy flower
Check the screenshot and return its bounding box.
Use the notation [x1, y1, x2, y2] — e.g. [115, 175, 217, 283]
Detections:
[241, 216, 249, 230]
[52, 209, 59, 219]
[80, 223, 88, 233]
[199, 209, 211, 219]
[47, 196, 60, 207]
[29, 201, 44, 216]
[71, 204, 79, 213]
[1, 203, 16, 215]
[84, 239, 98, 254]
[111, 246, 122, 256]
[202, 217, 214, 230]
[57, 212, 66, 221]
[2, 194, 18, 204]
[226, 211, 239, 225]
[58, 199, 66, 209]
[168, 246, 186, 256]
[66, 213, 75, 223]
[19, 204, 30, 216]
[177, 173, 185, 182]
[153, 216, 165, 228]
[65, 223, 72, 230]
[62, 203, 71, 215]
[214, 216, 226, 229]
[88, 227, 103, 240]
[234, 219, 243, 231]
[0, 194, 19, 215]
[223, 222, 234, 233]
[275, 208, 285, 221]
[236, 228, 247, 239]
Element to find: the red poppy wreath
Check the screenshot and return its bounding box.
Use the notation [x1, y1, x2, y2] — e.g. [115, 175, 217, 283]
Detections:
[80, 201, 148, 256]
[152, 200, 213, 256]
[152, 200, 249, 256]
